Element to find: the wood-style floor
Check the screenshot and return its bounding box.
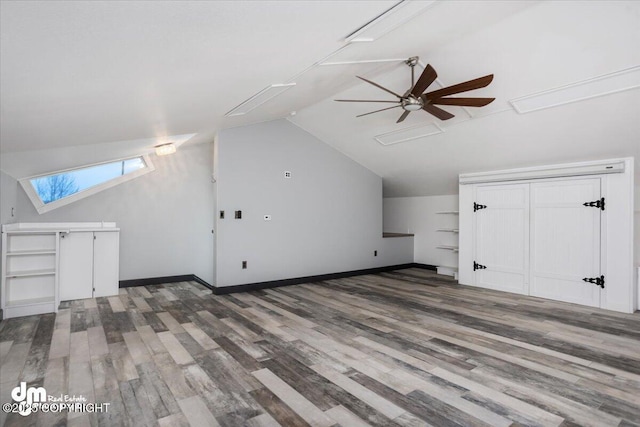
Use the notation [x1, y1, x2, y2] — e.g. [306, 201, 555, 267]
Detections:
[1, 268, 639, 427]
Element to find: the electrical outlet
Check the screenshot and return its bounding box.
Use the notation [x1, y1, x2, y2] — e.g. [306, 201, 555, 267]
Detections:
[242, 261, 247, 269]
[284, 171, 292, 179]
[235, 210, 242, 219]
[374, 250, 378, 256]
[264, 215, 272, 221]
[219, 210, 224, 219]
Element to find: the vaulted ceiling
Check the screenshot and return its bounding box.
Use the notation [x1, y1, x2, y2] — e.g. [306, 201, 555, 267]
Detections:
[1, 1, 639, 196]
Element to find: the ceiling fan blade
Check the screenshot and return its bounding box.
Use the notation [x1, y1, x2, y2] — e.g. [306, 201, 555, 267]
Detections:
[357, 76, 402, 99]
[423, 104, 455, 120]
[356, 105, 402, 118]
[424, 74, 494, 100]
[335, 99, 400, 103]
[410, 64, 437, 97]
[429, 97, 495, 107]
[397, 111, 410, 123]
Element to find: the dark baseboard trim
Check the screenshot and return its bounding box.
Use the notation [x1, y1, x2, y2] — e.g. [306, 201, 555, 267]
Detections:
[213, 262, 437, 295]
[118, 263, 438, 296]
[119, 274, 215, 292]
[411, 263, 438, 271]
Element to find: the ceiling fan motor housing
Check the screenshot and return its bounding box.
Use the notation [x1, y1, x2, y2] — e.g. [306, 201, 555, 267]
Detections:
[402, 96, 423, 111]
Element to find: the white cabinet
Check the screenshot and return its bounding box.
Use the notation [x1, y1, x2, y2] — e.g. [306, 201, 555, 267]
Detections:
[59, 230, 119, 301]
[2, 223, 120, 318]
[459, 158, 635, 313]
[471, 179, 602, 305]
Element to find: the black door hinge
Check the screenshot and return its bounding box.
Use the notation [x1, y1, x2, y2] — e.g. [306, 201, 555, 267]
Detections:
[582, 275, 605, 289]
[473, 261, 487, 271]
[583, 197, 605, 211]
[474, 202, 487, 212]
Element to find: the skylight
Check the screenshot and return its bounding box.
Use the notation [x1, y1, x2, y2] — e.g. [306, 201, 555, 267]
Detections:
[20, 155, 155, 214]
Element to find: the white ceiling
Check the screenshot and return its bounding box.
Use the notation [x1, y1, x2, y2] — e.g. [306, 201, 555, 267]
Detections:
[1, 1, 639, 196]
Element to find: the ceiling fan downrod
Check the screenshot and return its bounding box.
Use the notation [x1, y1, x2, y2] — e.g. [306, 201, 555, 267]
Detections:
[405, 56, 419, 89]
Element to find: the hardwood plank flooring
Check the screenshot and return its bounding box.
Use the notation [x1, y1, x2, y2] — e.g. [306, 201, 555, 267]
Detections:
[1, 269, 639, 426]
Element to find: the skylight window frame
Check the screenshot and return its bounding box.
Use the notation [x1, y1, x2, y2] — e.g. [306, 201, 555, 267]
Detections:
[19, 154, 155, 214]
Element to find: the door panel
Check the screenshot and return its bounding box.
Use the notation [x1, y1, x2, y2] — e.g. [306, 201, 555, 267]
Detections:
[59, 231, 93, 301]
[93, 231, 119, 298]
[530, 179, 601, 307]
[475, 184, 529, 294]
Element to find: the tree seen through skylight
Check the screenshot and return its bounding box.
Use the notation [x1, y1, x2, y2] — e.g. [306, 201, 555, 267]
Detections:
[31, 157, 146, 204]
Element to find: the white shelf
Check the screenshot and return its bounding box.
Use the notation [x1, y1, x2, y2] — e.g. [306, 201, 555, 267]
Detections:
[5, 296, 55, 308]
[436, 209, 459, 276]
[7, 249, 56, 256]
[5, 269, 56, 278]
[3, 227, 59, 318]
[437, 265, 459, 279]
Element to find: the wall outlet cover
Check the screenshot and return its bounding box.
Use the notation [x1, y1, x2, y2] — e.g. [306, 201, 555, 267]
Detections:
[264, 215, 272, 221]
[284, 171, 292, 178]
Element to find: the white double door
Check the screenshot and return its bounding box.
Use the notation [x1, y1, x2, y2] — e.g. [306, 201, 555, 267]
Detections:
[59, 231, 120, 301]
[474, 178, 602, 307]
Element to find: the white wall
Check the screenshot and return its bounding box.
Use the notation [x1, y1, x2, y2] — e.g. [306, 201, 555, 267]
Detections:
[215, 119, 412, 287]
[16, 143, 215, 284]
[634, 184, 639, 309]
[635, 184, 639, 266]
[383, 195, 458, 267]
[0, 170, 18, 226]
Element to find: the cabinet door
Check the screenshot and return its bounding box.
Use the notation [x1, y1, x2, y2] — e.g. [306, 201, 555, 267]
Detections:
[59, 232, 94, 301]
[474, 184, 530, 294]
[93, 231, 119, 298]
[530, 179, 601, 307]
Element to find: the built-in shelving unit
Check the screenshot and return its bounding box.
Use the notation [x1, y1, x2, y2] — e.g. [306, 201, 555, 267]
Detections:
[2, 222, 120, 319]
[435, 211, 459, 279]
[1, 227, 60, 318]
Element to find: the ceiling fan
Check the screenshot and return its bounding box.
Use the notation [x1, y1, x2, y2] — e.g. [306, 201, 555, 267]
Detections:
[335, 57, 495, 123]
